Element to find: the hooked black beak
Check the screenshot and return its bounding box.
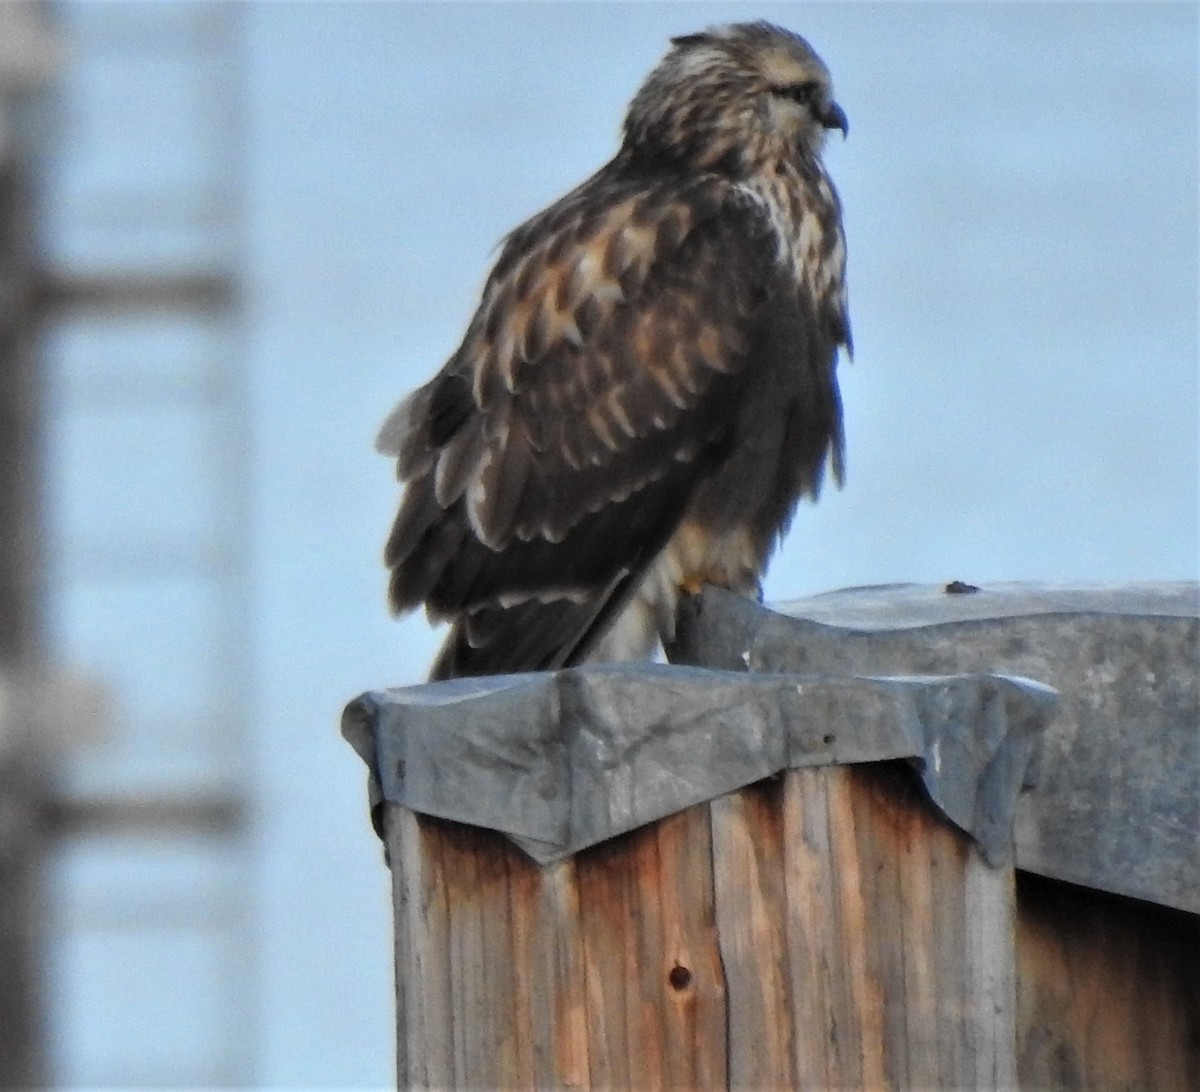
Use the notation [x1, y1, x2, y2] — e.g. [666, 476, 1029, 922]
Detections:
[820, 101, 849, 138]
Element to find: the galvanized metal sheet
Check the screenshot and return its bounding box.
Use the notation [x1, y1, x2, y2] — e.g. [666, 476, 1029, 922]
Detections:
[668, 581, 1200, 914]
[344, 663, 1056, 866]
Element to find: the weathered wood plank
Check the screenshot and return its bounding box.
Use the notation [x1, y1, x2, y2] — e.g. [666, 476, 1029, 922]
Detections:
[779, 766, 834, 1090]
[845, 766, 913, 1084]
[574, 803, 726, 1088]
[389, 806, 453, 1088]
[574, 829, 637, 1088]
[777, 763, 854, 1089]
[646, 806, 727, 1090]
[391, 801, 725, 1088]
[444, 818, 483, 1083]
[820, 765, 892, 1087]
[538, 858, 594, 1087]
[508, 854, 590, 1088]
[862, 763, 1017, 1091]
[465, 816, 522, 1085]
[504, 843, 537, 1086]
[705, 763, 1018, 1091]
[393, 809, 582, 1088]
[709, 779, 798, 1088]
[964, 850, 1017, 1089]
[928, 806, 970, 1082]
[1016, 871, 1200, 1091]
[784, 763, 1018, 1091]
[893, 764, 942, 1089]
[388, 764, 1026, 1089]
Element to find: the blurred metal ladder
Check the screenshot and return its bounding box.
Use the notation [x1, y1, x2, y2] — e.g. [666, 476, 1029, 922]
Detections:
[38, 3, 254, 1085]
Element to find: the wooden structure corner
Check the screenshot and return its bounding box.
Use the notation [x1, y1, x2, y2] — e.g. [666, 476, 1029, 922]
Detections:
[386, 762, 1018, 1090]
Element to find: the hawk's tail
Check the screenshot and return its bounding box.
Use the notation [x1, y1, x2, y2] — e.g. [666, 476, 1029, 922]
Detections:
[428, 571, 640, 681]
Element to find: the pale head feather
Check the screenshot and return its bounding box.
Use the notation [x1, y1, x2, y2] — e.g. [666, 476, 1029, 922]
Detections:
[622, 21, 846, 176]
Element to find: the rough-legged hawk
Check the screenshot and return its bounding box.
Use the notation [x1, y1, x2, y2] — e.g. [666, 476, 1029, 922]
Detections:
[378, 21, 851, 679]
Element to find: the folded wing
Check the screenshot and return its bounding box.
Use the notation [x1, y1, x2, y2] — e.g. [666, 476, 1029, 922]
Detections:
[379, 171, 789, 678]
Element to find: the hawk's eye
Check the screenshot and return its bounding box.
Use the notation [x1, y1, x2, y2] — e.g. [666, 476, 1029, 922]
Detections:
[780, 80, 821, 105]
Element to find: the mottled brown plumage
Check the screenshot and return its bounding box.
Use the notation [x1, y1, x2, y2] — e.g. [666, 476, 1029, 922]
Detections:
[378, 21, 851, 679]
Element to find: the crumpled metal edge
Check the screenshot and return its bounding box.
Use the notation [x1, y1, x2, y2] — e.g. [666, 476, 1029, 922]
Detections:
[342, 663, 1057, 867]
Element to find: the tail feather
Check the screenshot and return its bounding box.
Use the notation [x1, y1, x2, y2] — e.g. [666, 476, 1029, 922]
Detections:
[428, 570, 638, 680]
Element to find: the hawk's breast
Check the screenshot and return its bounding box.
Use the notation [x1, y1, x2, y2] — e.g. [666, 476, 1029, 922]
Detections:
[735, 161, 846, 318]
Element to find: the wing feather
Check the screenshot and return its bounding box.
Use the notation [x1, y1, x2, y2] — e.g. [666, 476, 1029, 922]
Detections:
[381, 165, 816, 674]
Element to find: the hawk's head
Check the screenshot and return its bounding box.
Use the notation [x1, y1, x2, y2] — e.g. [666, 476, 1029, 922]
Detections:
[623, 21, 847, 176]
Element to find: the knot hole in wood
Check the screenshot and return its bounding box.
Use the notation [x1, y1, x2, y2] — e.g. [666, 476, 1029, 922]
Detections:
[668, 964, 693, 991]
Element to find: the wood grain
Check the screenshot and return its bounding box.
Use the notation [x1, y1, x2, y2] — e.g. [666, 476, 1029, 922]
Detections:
[573, 804, 726, 1089]
[387, 763, 1034, 1089]
[1016, 870, 1200, 1091]
[709, 779, 797, 1087]
[388, 801, 724, 1089]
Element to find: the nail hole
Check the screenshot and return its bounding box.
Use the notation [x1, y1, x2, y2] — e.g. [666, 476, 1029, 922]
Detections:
[668, 965, 692, 991]
[822, 733, 835, 746]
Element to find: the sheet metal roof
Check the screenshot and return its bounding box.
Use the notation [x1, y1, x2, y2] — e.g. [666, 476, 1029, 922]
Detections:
[345, 582, 1197, 913]
[671, 581, 1199, 913]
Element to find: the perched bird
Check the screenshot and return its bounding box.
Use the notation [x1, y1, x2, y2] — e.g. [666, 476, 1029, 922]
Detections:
[378, 21, 851, 680]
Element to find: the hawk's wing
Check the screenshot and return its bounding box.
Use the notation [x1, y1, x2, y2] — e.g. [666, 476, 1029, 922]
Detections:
[379, 171, 829, 678]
